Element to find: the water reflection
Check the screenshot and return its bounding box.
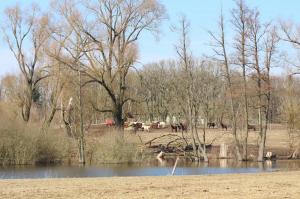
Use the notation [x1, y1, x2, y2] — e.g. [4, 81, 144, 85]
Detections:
[0, 159, 299, 179]
[219, 159, 227, 168]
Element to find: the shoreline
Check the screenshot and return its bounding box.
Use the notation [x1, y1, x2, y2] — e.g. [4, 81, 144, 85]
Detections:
[1, 171, 299, 198]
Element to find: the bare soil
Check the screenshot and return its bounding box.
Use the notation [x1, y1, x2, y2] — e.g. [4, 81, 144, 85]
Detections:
[0, 171, 299, 199]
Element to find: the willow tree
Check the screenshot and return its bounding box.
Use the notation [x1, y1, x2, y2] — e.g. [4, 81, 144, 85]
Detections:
[52, 0, 165, 133]
[2, 4, 50, 122]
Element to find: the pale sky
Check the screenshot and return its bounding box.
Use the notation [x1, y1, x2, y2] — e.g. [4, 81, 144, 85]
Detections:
[0, 0, 300, 77]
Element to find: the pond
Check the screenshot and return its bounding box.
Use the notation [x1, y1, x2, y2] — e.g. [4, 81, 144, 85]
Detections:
[1, 159, 300, 179]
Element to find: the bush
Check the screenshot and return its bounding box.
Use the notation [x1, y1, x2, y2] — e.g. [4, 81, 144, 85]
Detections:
[34, 132, 70, 164]
[0, 103, 70, 165]
[86, 131, 143, 164]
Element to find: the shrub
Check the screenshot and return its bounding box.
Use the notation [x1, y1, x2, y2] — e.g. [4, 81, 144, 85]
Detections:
[86, 131, 143, 164]
[0, 103, 70, 165]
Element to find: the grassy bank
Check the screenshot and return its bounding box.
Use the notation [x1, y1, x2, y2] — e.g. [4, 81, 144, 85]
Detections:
[0, 171, 299, 199]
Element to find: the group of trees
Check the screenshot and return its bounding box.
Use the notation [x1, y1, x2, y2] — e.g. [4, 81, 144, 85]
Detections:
[0, 0, 300, 162]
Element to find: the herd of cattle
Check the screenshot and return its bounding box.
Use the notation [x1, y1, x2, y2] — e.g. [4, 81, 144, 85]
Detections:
[123, 121, 167, 132]
[104, 119, 257, 133]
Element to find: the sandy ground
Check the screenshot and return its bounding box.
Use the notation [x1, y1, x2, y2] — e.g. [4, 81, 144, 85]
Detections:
[0, 171, 299, 199]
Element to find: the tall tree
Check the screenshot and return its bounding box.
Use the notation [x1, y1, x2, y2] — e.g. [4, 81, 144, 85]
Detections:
[231, 0, 250, 160]
[52, 0, 165, 134]
[209, 11, 243, 161]
[248, 10, 278, 161]
[174, 16, 208, 162]
[2, 4, 50, 122]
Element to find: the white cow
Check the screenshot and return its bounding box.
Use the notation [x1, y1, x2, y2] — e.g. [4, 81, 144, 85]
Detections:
[158, 122, 166, 129]
[142, 123, 151, 132]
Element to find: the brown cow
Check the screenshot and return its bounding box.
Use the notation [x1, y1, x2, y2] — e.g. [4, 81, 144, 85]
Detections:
[207, 122, 216, 128]
[171, 124, 179, 132]
[248, 124, 256, 131]
[179, 123, 188, 133]
[220, 122, 228, 130]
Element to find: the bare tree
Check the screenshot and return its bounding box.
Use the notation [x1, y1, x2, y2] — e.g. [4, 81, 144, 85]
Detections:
[248, 9, 278, 161]
[173, 16, 209, 162]
[209, 11, 243, 161]
[51, 0, 165, 134]
[281, 22, 300, 158]
[40, 59, 65, 130]
[231, 0, 250, 160]
[2, 4, 50, 122]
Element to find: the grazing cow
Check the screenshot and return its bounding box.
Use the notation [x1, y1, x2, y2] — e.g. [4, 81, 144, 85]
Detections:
[179, 122, 188, 133]
[207, 122, 216, 128]
[171, 124, 179, 132]
[151, 122, 160, 129]
[129, 122, 143, 132]
[142, 123, 151, 132]
[171, 123, 183, 132]
[248, 124, 256, 131]
[158, 122, 166, 129]
[220, 122, 228, 130]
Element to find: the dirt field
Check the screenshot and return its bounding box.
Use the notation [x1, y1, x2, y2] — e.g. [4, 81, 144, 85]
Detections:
[0, 171, 299, 199]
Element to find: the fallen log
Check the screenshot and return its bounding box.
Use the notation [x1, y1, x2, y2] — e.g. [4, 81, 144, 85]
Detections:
[184, 144, 212, 151]
[144, 134, 184, 146]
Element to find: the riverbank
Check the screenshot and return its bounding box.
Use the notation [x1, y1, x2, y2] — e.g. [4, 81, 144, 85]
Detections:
[0, 171, 299, 199]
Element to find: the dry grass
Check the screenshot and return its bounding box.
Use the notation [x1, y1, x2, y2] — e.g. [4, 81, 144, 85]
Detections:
[0, 171, 299, 199]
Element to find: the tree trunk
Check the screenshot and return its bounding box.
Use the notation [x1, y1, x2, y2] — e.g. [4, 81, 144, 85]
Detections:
[258, 127, 266, 161]
[42, 105, 57, 131]
[194, 118, 208, 162]
[22, 103, 31, 122]
[78, 71, 85, 165]
[242, 67, 249, 161]
[22, 87, 32, 122]
[229, 100, 242, 161]
[78, 137, 85, 165]
[113, 103, 124, 136]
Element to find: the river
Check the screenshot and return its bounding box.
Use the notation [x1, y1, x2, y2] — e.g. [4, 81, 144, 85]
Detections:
[1, 159, 300, 179]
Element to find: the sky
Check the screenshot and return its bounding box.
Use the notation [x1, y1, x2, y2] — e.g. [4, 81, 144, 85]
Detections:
[0, 0, 300, 77]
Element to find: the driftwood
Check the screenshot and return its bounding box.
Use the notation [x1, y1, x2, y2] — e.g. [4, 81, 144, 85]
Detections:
[184, 144, 212, 151]
[144, 132, 226, 156]
[145, 134, 184, 146]
[289, 148, 299, 159]
[166, 138, 185, 148]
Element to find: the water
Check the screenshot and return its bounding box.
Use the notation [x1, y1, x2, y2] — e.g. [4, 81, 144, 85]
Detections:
[0, 159, 299, 179]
